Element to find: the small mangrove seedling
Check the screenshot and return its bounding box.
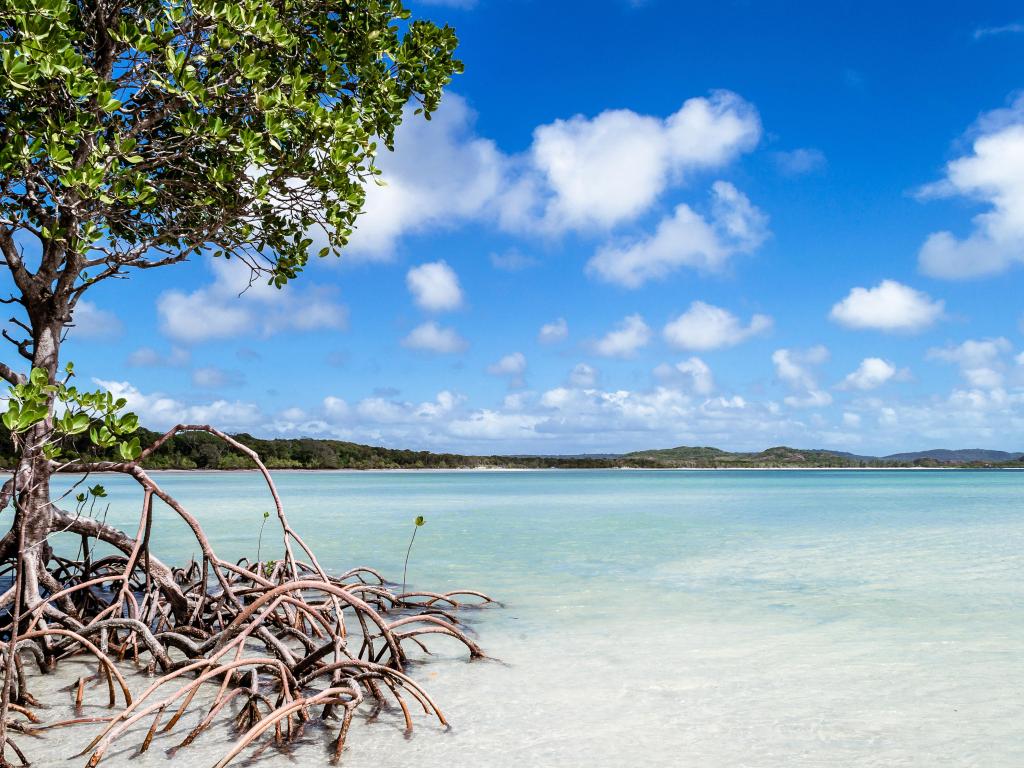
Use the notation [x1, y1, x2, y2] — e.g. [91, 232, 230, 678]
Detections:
[255, 510, 270, 564]
[402, 515, 427, 595]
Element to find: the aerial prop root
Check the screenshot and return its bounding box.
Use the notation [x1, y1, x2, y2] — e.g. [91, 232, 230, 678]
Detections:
[0, 424, 497, 767]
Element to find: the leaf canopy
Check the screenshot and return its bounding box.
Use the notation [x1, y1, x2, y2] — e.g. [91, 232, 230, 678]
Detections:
[0, 0, 461, 287]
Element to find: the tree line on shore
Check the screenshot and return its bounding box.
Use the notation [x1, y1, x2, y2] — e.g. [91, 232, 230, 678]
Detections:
[0, 425, 1020, 470]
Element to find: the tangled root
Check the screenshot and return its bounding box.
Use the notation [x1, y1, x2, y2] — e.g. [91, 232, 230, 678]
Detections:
[0, 425, 496, 766]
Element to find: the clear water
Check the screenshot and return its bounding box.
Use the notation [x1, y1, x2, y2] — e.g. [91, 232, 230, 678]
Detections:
[32, 469, 1024, 766]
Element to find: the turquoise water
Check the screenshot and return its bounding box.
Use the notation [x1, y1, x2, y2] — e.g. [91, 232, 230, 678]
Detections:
[40, 469, 1024, 766]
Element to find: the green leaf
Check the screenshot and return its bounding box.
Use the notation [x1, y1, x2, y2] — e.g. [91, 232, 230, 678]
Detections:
[118, 436, 141, 461]
[68, 413, 90, 434]
[118, 412, 139, 433]
[2, 406, 19, 431]
[16, 406, 47, 431]
[414, 515, 425, 527]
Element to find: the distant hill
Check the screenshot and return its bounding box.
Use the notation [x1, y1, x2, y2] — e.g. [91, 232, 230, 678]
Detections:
[624, 445, 870, 468]
[882, 449, 1024, 463]
[624, 445, 1024, 468]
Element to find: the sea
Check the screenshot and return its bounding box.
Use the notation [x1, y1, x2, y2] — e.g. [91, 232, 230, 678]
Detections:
[31, 468, 1024, 767]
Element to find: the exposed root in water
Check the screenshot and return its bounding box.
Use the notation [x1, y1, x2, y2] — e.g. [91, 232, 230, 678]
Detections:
[0, 424, 496, 767]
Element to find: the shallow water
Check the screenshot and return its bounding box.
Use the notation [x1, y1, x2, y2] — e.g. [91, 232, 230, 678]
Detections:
[31, 469, 1024, 766]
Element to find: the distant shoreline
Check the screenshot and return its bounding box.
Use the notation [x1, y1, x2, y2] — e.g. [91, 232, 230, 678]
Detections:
[5, 428, 1020, 472]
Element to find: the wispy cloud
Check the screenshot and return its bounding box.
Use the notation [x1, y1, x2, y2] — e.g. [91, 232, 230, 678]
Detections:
[772, 147, 827, 176]
[973, 23, 1024, 40]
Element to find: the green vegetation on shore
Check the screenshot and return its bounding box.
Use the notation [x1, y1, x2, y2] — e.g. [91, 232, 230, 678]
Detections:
[1, 426, 1020, 470]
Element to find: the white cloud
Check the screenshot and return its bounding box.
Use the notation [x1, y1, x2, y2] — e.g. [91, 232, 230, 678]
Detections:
[159, 290, 250, 342]
[447, 410, 542, 441]
[662, 301, 772, 351]
[538, 318, 568, 343]
[964, 368, 1005, 389]
[842, 412, 862, 427]
[928, 337, 1012, 389]
[158, 258, 347, 343]
[487, 352, 527, 387]
[569, 363, 598, 387]
[406, 260, 463, 311]
[973, 23, 1024, 40]
[917, 96, 1024, 278]
[69, 301, 123, 339]
[773, 346, 826, 389]
[401, 321, 467, 354]
[323, 396, 350, 419]
[347, 95, 505, 257]
[592, 314, 651, 358]
[518, 91, 760, 233]
[773, 346, 832, 408]
[829, 279, 944, 332]
[95, 379, 262, 431]
[929, 337, 1010, 368]
[587, 182, 769, 287]
[338, 91, 760, 257]
[839, 358, 897, 390]
[654, 357, 715, 395]
[772, 148, 827, 175]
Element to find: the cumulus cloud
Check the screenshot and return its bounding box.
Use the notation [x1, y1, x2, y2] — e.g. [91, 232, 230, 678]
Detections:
[401, 321, 467, 354]
[928, 337, 1012, 389]
[68, 301, 123, 339]
[406, 260, 463, 311]
[586, 182, 769, 287]
[517, 91, 761, 232]
[654, 357, 715, 395]
[829, 279, 944, 332]
[592, 314, 652, 358]
[773, 346, 832, 408]
[158, 258, 347, 343]
[347, 95, 506, 257]
[662, 301, 772, 351]
[917, 95, 1024, 278]
[538, 318, 569, 343]
[447, 410, 543, 441]
[487, 352, 527, 387]
[523, 384, 787, 452]
[839, 357, 897, 390]
[95, 379, 262, 431]
[345, 91, 761, 257]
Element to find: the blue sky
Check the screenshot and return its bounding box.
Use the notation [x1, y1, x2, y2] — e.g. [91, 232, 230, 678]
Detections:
[40, 0, 1024, 454]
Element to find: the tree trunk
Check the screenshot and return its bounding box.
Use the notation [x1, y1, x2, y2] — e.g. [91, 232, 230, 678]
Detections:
[12, 313, 64, 606]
